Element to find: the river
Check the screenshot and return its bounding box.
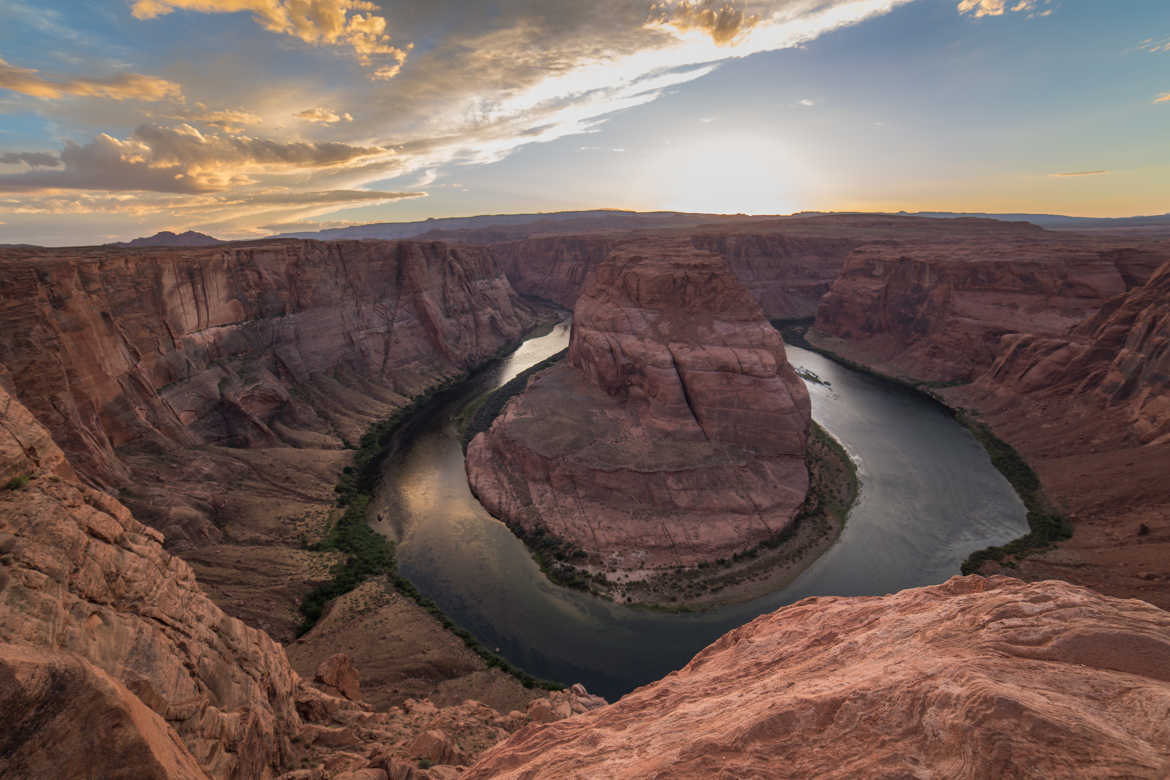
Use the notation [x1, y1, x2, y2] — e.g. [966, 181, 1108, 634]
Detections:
[372, 320, 1028, 701]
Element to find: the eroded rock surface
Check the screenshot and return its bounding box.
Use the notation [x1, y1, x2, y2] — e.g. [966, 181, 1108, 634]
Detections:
[0, 238, 539, 648]
[467, 576, 1170, 779]
[468, 241, 811, 579]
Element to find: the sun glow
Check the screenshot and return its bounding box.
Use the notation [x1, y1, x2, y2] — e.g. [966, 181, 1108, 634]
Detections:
[645, 131, 801, 215]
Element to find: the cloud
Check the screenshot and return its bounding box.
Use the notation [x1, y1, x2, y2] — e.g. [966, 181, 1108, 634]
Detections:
[2, 0, 921, 241]
[799, 98, 815, 107]
[0, 55, 181, 101]
[173, 105, 264, 131]
[1156, 92, 1170, 104]
[219, 188, 421, 206]
[297, 107, 354, 124]
[1050, 170, 1108, 177]
[647, 1, 760, 45]
[1138, 37, 1170, 54]
[957, 0, 1052, 17]
[0, 152, 62, 167]
[0, 124, 386, 193]
[130, 0, 410, 78]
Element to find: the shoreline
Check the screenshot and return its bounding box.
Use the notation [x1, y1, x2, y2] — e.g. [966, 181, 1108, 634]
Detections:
[458, 349, 861, 609]
[300, 310, 566, 691]
[774, 320, 1071, 574]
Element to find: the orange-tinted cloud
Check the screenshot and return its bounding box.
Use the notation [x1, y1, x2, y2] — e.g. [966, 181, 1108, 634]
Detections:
[130, 0, 410, 78]
[297, 107, 354, 124]
[0, 56, 181, 101]
[648, 1, 760, 45]
[1155, 92, 1170, 104]
[957, 0, 1051, 17]
[0, 124, 386, 194]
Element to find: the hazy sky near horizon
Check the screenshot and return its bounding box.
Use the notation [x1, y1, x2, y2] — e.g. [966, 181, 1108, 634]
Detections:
[0, 0, 1166, 244]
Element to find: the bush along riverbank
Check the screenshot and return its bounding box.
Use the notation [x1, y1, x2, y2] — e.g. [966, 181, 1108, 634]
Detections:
[299, 335, 564, 691]
[458, 348, 568, 450]
[772, 319, 1072, 574]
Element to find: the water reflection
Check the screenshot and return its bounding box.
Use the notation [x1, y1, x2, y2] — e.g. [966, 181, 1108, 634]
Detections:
[375, 324, 1028, 701]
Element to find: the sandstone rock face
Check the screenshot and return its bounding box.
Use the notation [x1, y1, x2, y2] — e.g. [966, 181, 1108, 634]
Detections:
[688, 231, 855, 319]
[467, 242, 811, 575]
[0, 239, 538, 642]
[0, 381, 300, 778]
[467, 576, 1170, 779]
[0, 239, 533, 535]
[944, 261, 1170, 608]
[813, 238, 1168, 384]
[972, 260, 1170, 447]
[489, 229, 855, 320]
[0, 644, 209, 780]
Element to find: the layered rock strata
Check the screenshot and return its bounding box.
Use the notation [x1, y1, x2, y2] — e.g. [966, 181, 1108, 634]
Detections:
[0, 239, 538, 646]
[1, 377, 606, 777]
[467, 242, 811, 580]
[467, 575, 1170, 779]
[813, 238, 1167, 383]
[945, 261, 1170, 607]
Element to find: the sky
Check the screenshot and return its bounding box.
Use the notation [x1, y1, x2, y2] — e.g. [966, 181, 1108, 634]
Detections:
[0, 0, 1167, 245]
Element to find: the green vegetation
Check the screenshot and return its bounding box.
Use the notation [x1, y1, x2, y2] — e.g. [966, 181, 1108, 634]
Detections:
[958, 416, 1072, 574]
[297, 331, 565, 691]
[768, 318, 1073, 574]
[458, 348, 567, 449]
[3, 474, 30, 491]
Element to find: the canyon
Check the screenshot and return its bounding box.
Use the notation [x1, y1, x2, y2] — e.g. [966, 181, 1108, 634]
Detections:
[1, 212, 1169, 776]
[466, 240, 816, 601]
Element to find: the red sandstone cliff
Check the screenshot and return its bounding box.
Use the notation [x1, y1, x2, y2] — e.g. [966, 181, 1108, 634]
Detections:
[0, 378, 604, 777]
[467, 241, 811, 591]
[941, 262, 1170, 608]
[468, 575, 1170, 779]
[812, 237, 1167, 383]
[0, 239, 539, 642]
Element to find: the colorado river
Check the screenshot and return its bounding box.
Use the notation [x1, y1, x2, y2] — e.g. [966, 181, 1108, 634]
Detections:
[372, 321, 1028, 701]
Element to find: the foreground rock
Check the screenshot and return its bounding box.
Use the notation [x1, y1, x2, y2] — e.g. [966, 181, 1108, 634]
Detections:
[0, 377, 602, 777]
[467, 241, 811, 595]
[467, 575, 1170, 779]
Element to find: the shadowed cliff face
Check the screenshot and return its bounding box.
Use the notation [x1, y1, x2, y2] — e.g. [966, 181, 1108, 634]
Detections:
[0, 379, 301, 778]
[488, 230, 855, 320]
[812, 240, 1168, 384]
[0, 239, 540, 641]
[0, 380, 608, 779]
[467, 575, 1170, 779]
[467, 242, 811, 579]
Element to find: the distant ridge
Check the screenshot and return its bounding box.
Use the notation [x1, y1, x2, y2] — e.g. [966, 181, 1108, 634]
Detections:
[272, 209, 1170, 243]
[269, 209, 740, 241]
[894, 211, 1170, 232]
[120, 230, 224, 247]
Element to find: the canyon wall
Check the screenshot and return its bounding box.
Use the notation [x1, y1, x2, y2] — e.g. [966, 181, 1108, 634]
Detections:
[488, 228, 856, 319]
[468, 575, 1170, 779]
[942, 261, 1170, 607]
[0, 238, 544, 679]
[802, 227, 1170, 608]
[467, 241, 811, 587]
[1, 378, 300, 777]
[812, 239, 1167, 383]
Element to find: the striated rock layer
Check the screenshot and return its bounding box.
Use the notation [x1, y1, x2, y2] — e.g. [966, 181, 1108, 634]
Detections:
[944, 261, 1170, 608]
[0, 238, 538, 643]
[467, 241, 811, 576]
[468, 575, 1170, 779]
[0, 378, 605, 778]
[813, 237, 1167, 384]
